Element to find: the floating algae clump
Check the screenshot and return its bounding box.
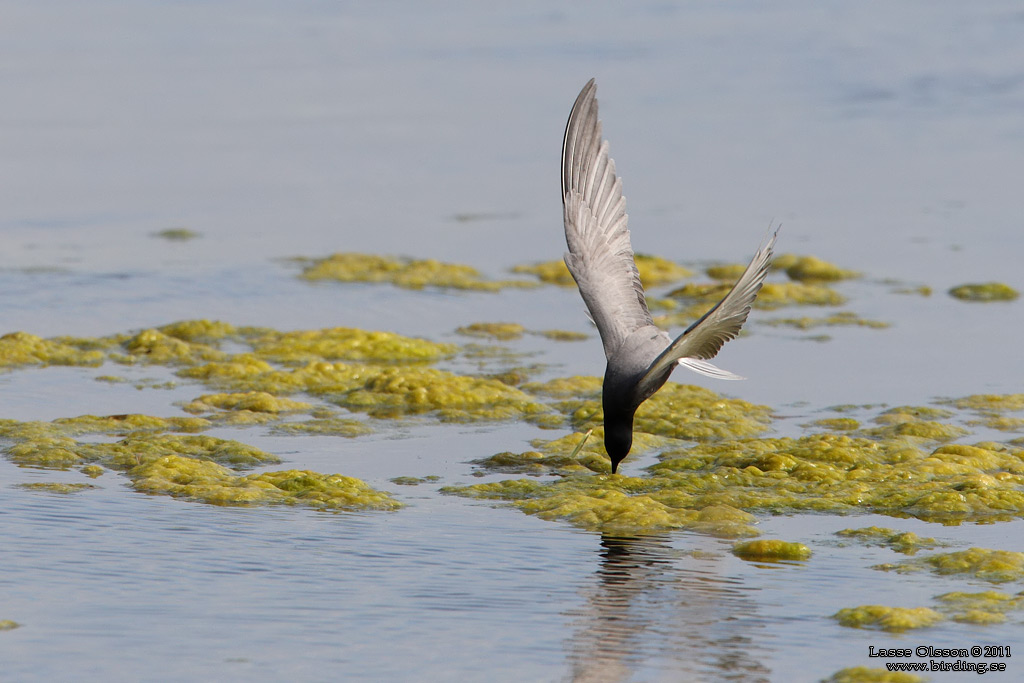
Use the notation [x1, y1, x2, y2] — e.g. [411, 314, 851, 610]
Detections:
[338, 366, 550, 422]
[652, 435, 1024, 521]
[6, 432, 280, 472]
[182, 392, 312, 415]
[835, 527, 942, 555]
[0, 331, 105, 368]
[832, 605, 944, 632]
[823, 666, 924, 683]
[129, 455, 401, 510]
[390, 476, 440, 486]
[454, 402, 1024, 533]
[877, 547, 1024, 583]
[539, 380, 773, 442]
[270, 416, 372, 437]
[248, 327, 455, 364]
[536, 329, 588, 342]
[778, 254, 859, 282]
[449, 476, 758, 536]
[755, 282, 846, 308]
[16, 482, 97, 494]
[945, 393, 1024, 413]
[633, 254, 695, 285]
[6, 438, 85, 468]
[472, 429, 677, 476]
[298, 252, 532, 291]
[763, 312, 888, 330]
[670, 280, 845, 309]
[181, 356, 549, 423]
[153, 227, 200, 241]
[524, 375, 602, 399]
[455, 322, 525, 341]
[0, 414, 210, 440]
[811, 417, 860, 431]
[732, 539, 811, 561]
[705, 263, 748, 281]
[949, 282, 1019, 302]
[158, 319, 236, 343]
[114, 328, 225, 365]
[445, 475, 760, 536]
[513, 254, 691, 287]
[472, 449, 598, 476]
[934, 590, 1024, 624]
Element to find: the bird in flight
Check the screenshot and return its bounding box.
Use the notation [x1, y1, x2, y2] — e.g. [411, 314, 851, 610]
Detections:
[560, 79, 778, 474]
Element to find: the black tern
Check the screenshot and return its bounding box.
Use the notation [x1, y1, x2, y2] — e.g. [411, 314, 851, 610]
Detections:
[560, 79, 778, 474]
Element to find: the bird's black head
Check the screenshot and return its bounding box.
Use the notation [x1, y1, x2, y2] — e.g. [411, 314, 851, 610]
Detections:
[604, 416, 634, 474]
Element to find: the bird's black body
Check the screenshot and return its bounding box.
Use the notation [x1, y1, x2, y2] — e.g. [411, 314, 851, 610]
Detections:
[560, 79, 777, 474]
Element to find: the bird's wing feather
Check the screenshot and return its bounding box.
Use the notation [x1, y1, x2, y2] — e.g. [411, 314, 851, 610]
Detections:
[635, 227, 778, 394]
[562, 79, 654, 360]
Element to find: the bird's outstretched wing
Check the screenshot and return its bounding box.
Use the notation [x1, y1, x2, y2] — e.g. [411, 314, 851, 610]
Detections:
[562, 79, 654, 360]
[636, 227, 779, 394]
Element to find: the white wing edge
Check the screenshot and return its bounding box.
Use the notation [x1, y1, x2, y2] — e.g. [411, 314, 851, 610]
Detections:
[677, 357, 745, 380]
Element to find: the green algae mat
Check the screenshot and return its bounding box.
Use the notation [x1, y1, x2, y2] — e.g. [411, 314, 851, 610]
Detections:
[3, 249, 1023, 682]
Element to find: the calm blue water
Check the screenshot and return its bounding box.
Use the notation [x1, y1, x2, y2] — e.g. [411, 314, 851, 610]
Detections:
[2, 2, 1024, 681]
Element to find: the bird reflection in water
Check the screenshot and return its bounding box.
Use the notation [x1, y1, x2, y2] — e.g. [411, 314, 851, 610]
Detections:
[565, 534, 771, 683]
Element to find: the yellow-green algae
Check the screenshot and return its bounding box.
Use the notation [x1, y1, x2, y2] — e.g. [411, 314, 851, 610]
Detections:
[247, 327, 455, 364]
[112, 328, 225, 365]
[823, 666, 924, 683]
[1, 415, 397, 511]
[182, 392, 312, 415]
[763, 312, 888, 330]
[705, 263, 749, 281]
[16, 482, 97, 494]
[81, 464, 104, 478]
[269, 416, 373, 438]
[835, 527, 942, 555]
[528, 379, 773, 442]
[0, 414, 211, 440]
[654, 436, 1024, 521]
[455, 322, 525, 340]
[180, 357, 550, 423]
[298, 252, 533, 291]
[811, 417, 860, 431]
[535, 329, 588, 342]
[0, 331, 105, 368]
[449, 391, 1024, 533]
[446, 474, 759, 536]
[778, 254, 860, 282]
[472, 429, 680, 477]
[732, 539, 812, 561]
[158, 319, 236, 343]
[934, 590, 1024, 624]
[339, 366, 550, 422]
[945, 393, 1024, 413]
[833, 605, 944, 632]
[863, 406, 965, 442]
[130, 455, 401, 510]
[949, 282, 1019, 302]
[6, 433, 281, 471]
[670, 280, 846, 309]
[390, 475, 441, 486]
[968, 415, 1024, 431]
[153, 227, 200, 241]
[0, 621, 20, 631]
[876, 547, 1024, 583]
[513, 254, 692, 287]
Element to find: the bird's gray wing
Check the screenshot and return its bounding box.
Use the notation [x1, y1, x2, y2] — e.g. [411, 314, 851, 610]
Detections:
[635, 227, 779, 394]
[562, 79, 654, 360]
